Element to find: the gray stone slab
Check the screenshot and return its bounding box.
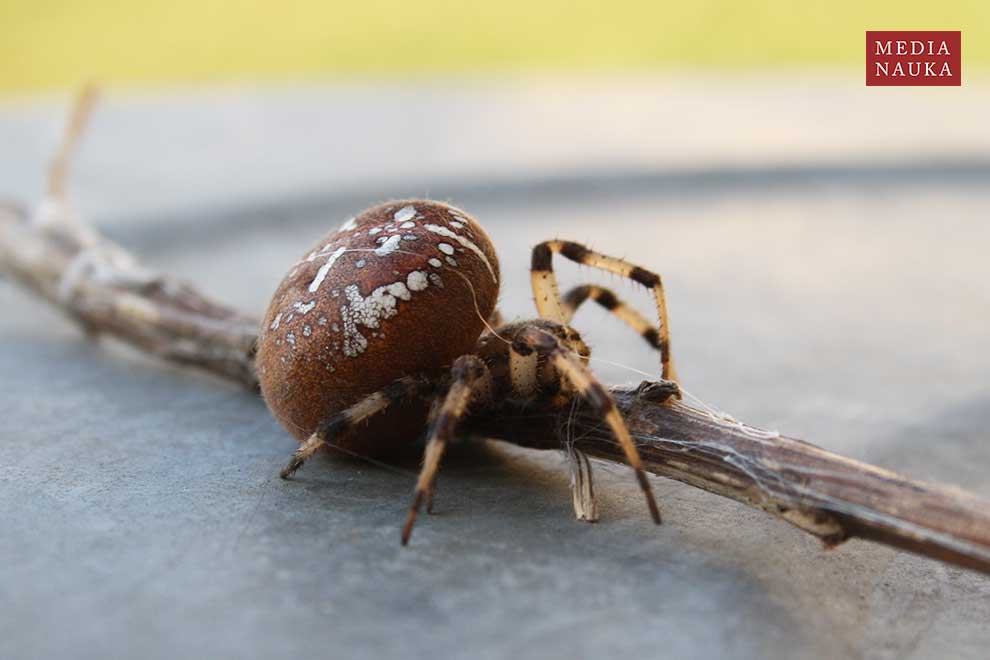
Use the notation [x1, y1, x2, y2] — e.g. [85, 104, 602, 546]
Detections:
[2, 81, 989, 660]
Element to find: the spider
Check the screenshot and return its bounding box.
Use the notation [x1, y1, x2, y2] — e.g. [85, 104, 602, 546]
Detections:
[256, 200, 679, 544]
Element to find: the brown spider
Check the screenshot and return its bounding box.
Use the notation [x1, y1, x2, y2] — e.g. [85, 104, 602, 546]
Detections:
[256, 200, 679, 544]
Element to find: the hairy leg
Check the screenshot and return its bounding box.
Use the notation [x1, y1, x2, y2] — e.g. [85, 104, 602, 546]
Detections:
[563, 284, 663, 352]
[531, 240, 677, 382]
[402, 355, 492, 545]
[279, 375, 430, 478]
[514, 326, 662, 524]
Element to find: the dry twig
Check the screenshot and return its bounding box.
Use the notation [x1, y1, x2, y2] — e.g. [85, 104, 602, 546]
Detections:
[2, 88, 989, 575]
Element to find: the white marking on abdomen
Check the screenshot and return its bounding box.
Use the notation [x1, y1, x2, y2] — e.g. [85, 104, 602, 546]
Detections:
[407, 271, 428, 291]
[339, 275, 429, 357]
[394, 205, 416, 222]
[424, 224, 497, 282]
[293, 300, 316, 314]
[374, 235, 403, 256]
[309, 246, 347, 293]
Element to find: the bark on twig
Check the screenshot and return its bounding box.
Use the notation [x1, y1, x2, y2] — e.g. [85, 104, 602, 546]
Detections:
[471, 385, 990, 575]
[1, 84, 257, 389]
[2, 90, 990, 576]
[0, 202, 258, 388]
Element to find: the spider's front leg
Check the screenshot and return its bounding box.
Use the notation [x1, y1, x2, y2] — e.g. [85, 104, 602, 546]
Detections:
[402, 354, 492, 545]
[530, 240, 678, 384]
[513, 327, 663, 525]
[562, 284, 664, 354]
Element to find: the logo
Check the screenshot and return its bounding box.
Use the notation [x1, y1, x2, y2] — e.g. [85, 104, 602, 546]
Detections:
[866, 31, 961, 86]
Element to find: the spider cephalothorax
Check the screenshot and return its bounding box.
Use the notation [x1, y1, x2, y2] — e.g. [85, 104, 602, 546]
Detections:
[258, 199, 679, 544]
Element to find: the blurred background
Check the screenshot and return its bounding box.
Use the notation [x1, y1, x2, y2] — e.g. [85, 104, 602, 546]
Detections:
[3, 3, 990, 660]
[1, 1, 988, 92]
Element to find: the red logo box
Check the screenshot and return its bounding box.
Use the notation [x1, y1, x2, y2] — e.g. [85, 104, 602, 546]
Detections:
[866, 31, 961, 86]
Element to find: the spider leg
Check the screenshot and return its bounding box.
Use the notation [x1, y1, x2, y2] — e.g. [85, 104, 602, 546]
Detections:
[420, 357, 493, 516]
[423, 397, 444, 514]
[402, 355, 492, 545]
[279, 375, 430, 478]
[562, 284, 663, 353]
[531, 240, 678, 383]
[514, 327, 662, 525]
[568, 446, 599, 522]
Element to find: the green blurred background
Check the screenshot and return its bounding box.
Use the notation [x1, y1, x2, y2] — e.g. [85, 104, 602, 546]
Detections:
[1, 1, 986, 93]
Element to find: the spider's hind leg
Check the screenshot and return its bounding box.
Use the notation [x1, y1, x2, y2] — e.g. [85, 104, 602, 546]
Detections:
[279, 375, 431, 478]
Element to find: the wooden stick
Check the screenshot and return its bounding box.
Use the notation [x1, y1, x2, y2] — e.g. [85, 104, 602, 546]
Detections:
[2, 88, 990, 575]
[469, 383, 990, 575]
[0, 201, 258, 389]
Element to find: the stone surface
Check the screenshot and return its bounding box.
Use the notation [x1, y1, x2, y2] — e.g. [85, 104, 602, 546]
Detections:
[2, 78, 989, 659]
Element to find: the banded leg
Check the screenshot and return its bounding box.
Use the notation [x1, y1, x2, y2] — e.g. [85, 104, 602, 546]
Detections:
[514, 327, 662, 525]
[402, 355, 492, 545]
[531, 240, 677, 382]
[422, 397, 444, 514]
[279, 375, 429, 478]
[563, 284, 663, 353]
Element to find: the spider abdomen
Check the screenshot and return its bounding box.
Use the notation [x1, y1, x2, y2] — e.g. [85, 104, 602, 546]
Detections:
[257, 200, 500, 454]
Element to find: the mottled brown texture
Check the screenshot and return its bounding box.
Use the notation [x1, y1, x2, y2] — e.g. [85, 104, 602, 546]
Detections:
[256, 200, 500, 454]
